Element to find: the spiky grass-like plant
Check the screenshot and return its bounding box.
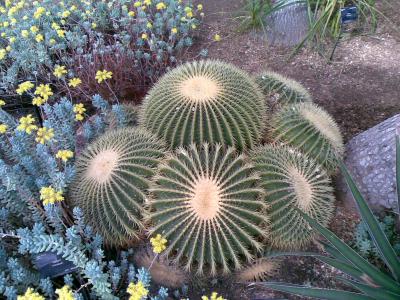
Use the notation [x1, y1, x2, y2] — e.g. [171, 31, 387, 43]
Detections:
[149, 143, 268, 275]
[134, 245, 188, 288]
[252, 145, 335, 249]
[269, 102, 344, 173]
[141, 60, 265, 151]
[235, 258, 281, 282]
[255, 71, 312, 107]
[70, 128, 165, 246]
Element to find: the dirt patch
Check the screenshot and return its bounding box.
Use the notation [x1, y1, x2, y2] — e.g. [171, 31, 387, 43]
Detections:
[180, 0, 400, 299]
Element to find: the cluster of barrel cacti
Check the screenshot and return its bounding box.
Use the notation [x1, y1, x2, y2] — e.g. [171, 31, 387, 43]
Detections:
[69, 60, 344, 283]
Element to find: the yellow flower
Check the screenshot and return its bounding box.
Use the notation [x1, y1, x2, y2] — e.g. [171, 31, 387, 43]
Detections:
[40, 186, 64, 205]
[23, 15, 28, 20]
[214, 34, 221, 42]
[133, 1, 142, 7]
[17, 114, 37, 134]
[36, 127, 54, 144]
[0, 124, 7, 134]
[33, 6, 45, 19]
[143, 0, 151, 5]
[70, 5, 77, 11]
[32, 96, 46, 106]
[35, 34, 44, 42]
[197, 4, 203, 10]
[95, 69, 113, 83]
[51, 22, 60, 30]
[10, 18, 17, 25]
[30, 25, 39, 33]
[171, 27, 178, 34]
[186, 11, 193, 18]
[34, 84, 53, 100]
[53, 65, 67, 78]
[16, 81, 34, 95]
[56, 150, 73, 162]
[3, 21, 9, 27]
[49, 38, 56, 45]
[0, 99, 5, 106]
[201, 292, 225, 300]
[156, 2, 166, 10]
[91, 22, 97, 29]
[21, 29, 29, 38]
[128, 11, 135, 17]
[0, 49, 6, 60]
[55, 285, 75, 300]
[150, 234, 167, 254]
[127, 281, 148, 300]
[17, 287, 44, 300]
[62, 10, 71, 18]
[57, 29, 66, 38]
[146, 22, 152, 29]
[75, 113, 84, 121]
[1, 33, 6, 38]
[68, 77, 82, 88]
[73, 103, 86, 115]
[9, 36, 16, 43]
[191, 24, 197, 29]
[141, 33, 148, 40]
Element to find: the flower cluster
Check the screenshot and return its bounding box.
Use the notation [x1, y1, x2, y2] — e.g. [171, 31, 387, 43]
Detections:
[56, 149, 74, 162]
[73, 103, 86, 121]
[17, 288, 44, 300]
[150, 234, 168, 254]
[202, 292, 225, 300]
[127, 281, 149, 300]
[17, 114, 37, 134]
[40, 186, 64, 205]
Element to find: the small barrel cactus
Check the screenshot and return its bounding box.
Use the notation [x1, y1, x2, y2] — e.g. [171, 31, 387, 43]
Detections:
[269, 102, 344, 173]
[141, 60, 265, 151]
[255, 71, 312, 107]
[252, 145, 335, 249]
[234, 258, 281, 282]
[149, 143, 268, 275]
[69, 127, 166, 246]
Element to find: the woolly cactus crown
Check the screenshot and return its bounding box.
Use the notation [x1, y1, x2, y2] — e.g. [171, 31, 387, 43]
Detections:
[149, 143, 268, 275]
[141, 60, 266, 151]
[252, 144, 335, 249]
[269, 102, 344, 173]
[70, 127, 165, 246]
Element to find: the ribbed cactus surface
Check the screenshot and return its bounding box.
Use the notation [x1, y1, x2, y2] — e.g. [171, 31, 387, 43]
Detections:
[269, 102, 344, 173]
[141, 60, 265, 151]
[149, 143, 268, 275]
[70, 128, 165, 246]
[253, 145, 335, 249]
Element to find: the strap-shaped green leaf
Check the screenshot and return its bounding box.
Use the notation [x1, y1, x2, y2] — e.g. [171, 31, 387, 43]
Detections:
[339, 161, 400, 280]
[317, 256, 363, 279]
[258, 282, 374, 300]
[320, 240, 350, 263]
[298, 209, 400, 293]
[339, 277, 400, 300]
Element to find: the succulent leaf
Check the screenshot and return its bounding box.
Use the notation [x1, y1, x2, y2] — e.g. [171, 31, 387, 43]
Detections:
[70, 128, 166, 246]
[141, 60, 265, 151]
[149, 143, 268, 275]
[253, 145, 335, 249]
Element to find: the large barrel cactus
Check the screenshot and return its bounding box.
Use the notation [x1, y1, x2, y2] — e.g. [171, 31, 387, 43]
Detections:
[141, 60, 265, 151]
[253, 145, 335, 249]
[269, 102, 344, 173]
[149, 143, 268, 275]
[70, 127, 165, 246]
[255, 71, 312, 107]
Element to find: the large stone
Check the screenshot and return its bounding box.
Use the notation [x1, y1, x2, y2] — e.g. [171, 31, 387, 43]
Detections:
[337, 114, 400, 212]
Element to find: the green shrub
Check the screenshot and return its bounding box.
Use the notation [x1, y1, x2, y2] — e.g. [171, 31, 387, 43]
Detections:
[141, 60, 266, 151]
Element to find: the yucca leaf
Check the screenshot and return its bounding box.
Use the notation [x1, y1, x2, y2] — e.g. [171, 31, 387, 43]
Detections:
[258, 282, 374, 300]
[339, 277, 400, 300]
[339, 161, 400, 280]
[396, 135, 400, 217]
[320, 240, 349, 263]
[298, 209, 400, 293]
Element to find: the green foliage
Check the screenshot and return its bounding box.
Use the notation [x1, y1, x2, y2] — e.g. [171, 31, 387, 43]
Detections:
[149, 143, 268, 275]
[141, 60, 266, 151]
[259, 153, 400, 299]
[254, 71, 312, 107]
[70, 127, 166, 247]
[269, 102, 344, 173]
[0, 0, 202, 100]
[354, 214, 400, 267]
[252, 144, 334, 249]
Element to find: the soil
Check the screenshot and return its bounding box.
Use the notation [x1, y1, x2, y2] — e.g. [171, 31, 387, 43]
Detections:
[180, 0, 400, 299]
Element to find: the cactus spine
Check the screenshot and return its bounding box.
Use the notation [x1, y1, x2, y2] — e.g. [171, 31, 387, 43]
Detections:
[141, 60, 266, 151]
